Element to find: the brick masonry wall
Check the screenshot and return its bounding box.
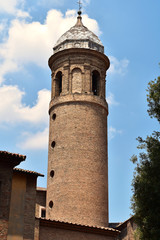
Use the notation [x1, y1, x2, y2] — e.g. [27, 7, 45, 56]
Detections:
[35, 190, 46, 218]
[46, 48, 109, 227]
[117, 219, 137, 240]
[0, 165, 13, 240]
[50, 49, 108, 99]
[7, 173, 26, 240]
[23, 175, 37, 240]
[39, 225, 115, 240]
[34, 219, 40, 240]
[47, 100, 108, 227]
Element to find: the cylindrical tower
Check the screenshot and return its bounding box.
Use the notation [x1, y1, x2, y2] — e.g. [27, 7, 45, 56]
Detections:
[46, 12, 110, 227]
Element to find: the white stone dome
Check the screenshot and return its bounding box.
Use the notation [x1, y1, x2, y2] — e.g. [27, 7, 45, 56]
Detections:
[53, 13, 104, 54]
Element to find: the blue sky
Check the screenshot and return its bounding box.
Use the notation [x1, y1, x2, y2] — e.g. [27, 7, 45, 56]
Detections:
[0, 0, 160, 223]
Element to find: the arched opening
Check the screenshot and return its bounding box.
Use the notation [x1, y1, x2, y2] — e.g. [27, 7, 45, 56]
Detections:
[92, 70, 100, 96]
[50, 170, 55, 178]
[52, 113, 56, 121]
[55, 71, 62, 96]
[49, 201, 53, 209]
[51, 141, 56, 149]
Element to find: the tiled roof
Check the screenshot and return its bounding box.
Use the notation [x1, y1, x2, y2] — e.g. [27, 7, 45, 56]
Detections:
[55, 24, 103, 47]
[0, 151, 26, 160]
[109, 222, 121, 228]
[54, 15, 104, 53]
[14, 168, 44, 177]
[116, 216, 134, 230]
[37, 218, 120, 236]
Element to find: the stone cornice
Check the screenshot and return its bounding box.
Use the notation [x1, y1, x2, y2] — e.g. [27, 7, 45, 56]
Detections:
[48, 48, 110, 71]
[49, 93, 108, 115]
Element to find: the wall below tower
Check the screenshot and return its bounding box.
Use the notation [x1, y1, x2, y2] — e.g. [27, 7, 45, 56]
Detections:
[7, 172, 37, 240]
[34, 219, 119, 240]
[39, 226, 115, 240]
[0, 166, 13, 240]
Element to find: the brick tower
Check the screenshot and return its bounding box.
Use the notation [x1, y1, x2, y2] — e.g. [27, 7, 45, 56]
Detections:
[46, 11, 110, 227]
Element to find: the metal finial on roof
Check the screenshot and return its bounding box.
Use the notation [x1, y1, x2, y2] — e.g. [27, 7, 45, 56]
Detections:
[76, 0, 83, 26]
[77, 0, 82, 15]
[77, 0, 82, 11]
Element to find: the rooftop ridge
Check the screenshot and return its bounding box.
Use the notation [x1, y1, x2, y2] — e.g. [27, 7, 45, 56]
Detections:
[14, 167, 44, 177]
[37, 217, 120, 234]
[0, 150, 26, 160]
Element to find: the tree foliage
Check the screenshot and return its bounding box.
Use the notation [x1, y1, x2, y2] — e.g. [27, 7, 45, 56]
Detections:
[147, 76, 160, 122]
[131, 74, 160, 239]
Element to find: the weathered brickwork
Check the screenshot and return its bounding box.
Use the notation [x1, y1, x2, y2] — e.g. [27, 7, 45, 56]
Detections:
[0, 152, 24, 240]
[34, 219, 40, 240]
[35, 189, 46, 218]
[0, 166, 13, 240]
[49, 48, 109, 99]
[47, 100, 108, 226]
[46, 46, 110, 227]
[7, 173, 26, 240]
[7, 172, 38, 240]
[37, 219, 119, 240]
[40, 226, 115, 240]
[23, 175, 37, 240]
[117, 218, 137, 240]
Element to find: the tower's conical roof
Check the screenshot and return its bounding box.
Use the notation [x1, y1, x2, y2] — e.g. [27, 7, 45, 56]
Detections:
[53, 12, 104, 54]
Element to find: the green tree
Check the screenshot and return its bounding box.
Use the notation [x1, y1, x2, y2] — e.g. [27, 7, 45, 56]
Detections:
[131, 76, 160, 240]
[147, 76, 160, 122]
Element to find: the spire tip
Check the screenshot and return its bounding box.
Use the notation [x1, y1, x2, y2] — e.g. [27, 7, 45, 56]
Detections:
[77, 0, 82, 13]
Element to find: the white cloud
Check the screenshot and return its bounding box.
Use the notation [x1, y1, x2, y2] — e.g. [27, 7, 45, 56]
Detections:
[106, 92, 119, 106]
[0, 0, 19, 14]
[0, 0, 30, 17]
[82, 14, 101, 36]
[0, 9, 100, 83]
[108, 56, 129, 76]
[0, 85, 50, 125]
[0, 23, 5, 33]
[109, 127, 122, 140]
[18, 127, 49, 150]
[16, 9, 30, 18]
[82, 0, 91, 6]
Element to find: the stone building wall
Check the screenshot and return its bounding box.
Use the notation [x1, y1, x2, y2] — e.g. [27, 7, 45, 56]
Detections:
[0, 166, 13, 240]
[117, 218, 137, 240]
[6, 170, 39, 240]
[47, 98, 108, 226]
[35, 189, 46, 218]
[47, 47, 110, 227]
[7, 173, 26, 240]
[23, 175, 37, 240]
[49, 49, 108, 98]
[34, 219, 119, 240]
[39, 226, 115, 240]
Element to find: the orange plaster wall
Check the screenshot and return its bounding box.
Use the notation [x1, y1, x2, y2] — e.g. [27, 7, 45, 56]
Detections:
[7, 173, 26, 240]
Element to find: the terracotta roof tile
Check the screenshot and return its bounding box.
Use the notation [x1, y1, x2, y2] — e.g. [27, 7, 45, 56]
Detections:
[109, 222, 121, 228]
[37, 218, 120, 236]
[14, 168, 44, 177]
[0, 151, 26, 160]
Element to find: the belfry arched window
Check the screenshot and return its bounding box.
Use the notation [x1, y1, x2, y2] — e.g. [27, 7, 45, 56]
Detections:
[92, 70, 100, 96]
[55, 71, 62, 96]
